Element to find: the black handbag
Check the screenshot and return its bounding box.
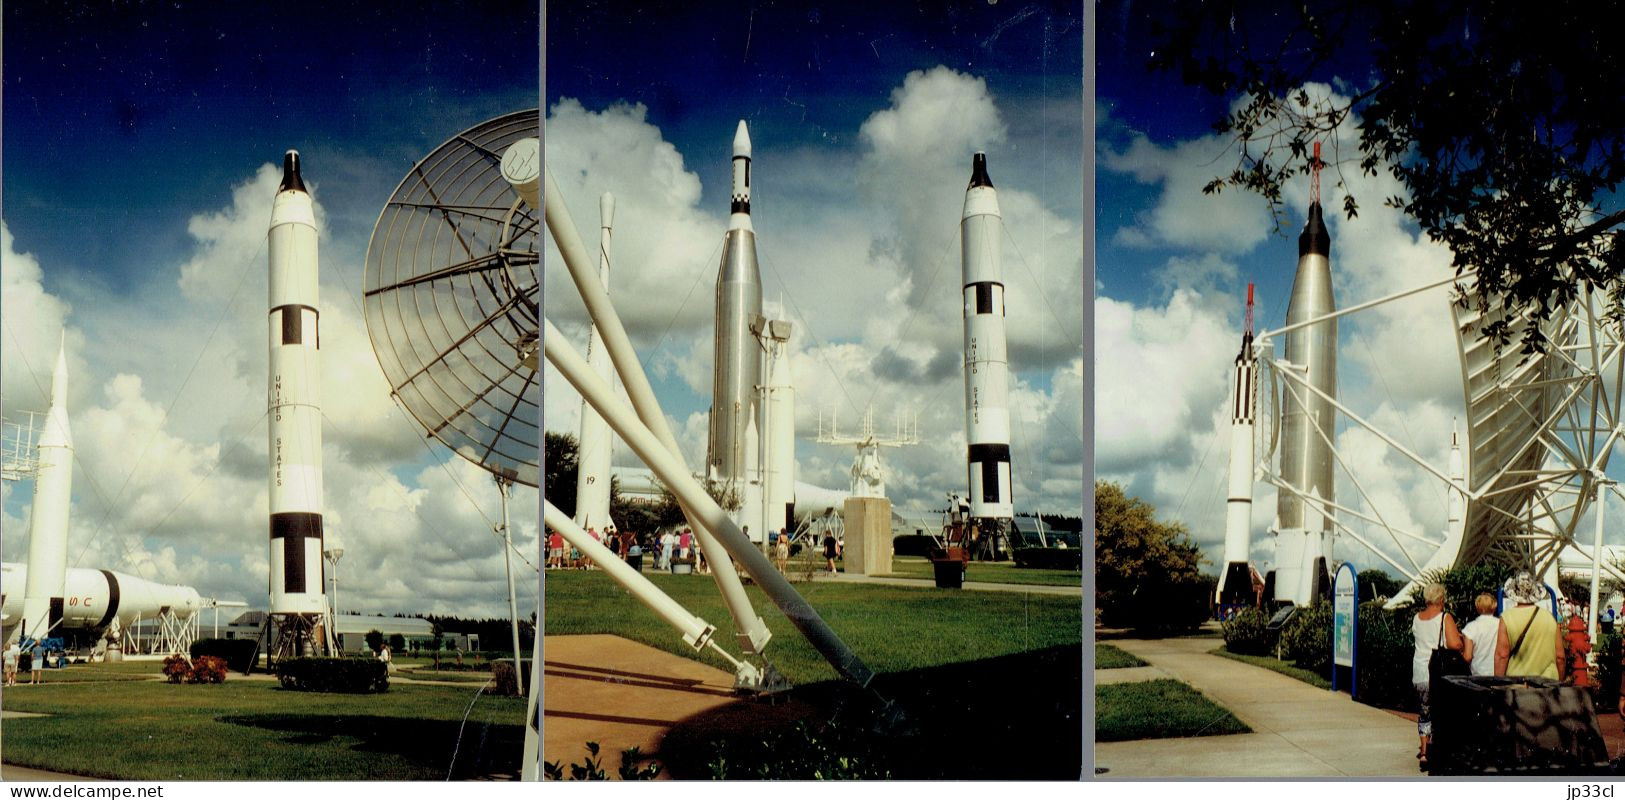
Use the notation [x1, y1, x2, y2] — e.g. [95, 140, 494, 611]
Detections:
[1429, 612, 1469, 681]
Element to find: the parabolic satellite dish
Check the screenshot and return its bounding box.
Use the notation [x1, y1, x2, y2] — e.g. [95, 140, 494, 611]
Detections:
[363, 110, 540, 487]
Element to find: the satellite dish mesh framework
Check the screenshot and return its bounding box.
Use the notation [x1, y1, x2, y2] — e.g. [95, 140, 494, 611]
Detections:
[362, 109, 542, 778]
[1250, 271, 1625, 602]
[363, 110, 540, 488]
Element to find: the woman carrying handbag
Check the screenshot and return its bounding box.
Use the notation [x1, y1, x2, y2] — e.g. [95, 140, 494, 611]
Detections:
[1412, 582, 1467, 772]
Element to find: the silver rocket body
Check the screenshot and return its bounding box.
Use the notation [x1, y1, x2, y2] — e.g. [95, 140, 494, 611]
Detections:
[1274, 202, 1336, 606]
[961, 153, 1014, 522]
[16, 342, 73, 644]
[267, 151, 327, 618]
[708, 121, 763, 489]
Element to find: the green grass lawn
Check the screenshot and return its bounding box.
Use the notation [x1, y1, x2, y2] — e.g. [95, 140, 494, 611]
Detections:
[546, 568, 1083, 778]
[1095, 679, 1251, 741]
[1095, 643, 1148, 669]
[544, 568, 1081, 684]
[0, 678, 524, 779]
[881, 555, 1082, 587]
[1210, 647, 1333, 689]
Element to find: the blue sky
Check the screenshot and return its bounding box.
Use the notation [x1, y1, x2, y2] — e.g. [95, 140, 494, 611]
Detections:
[544, 0, 1086, 516]
[2, 1, 540, 616]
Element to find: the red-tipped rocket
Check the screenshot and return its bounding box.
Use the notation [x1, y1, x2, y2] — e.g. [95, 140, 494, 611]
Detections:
[961, 153, 1014, 521]
[267, 150, 327, 617]
[17, 337, 73, 643]
[708, 121, 763, 487]
[1218, 286, 1258, 605]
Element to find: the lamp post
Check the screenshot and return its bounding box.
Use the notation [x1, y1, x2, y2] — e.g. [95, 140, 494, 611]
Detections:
[325, 546, 344, 650]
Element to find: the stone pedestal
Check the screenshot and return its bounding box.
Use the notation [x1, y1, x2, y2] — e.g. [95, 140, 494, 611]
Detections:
[842, 497, 892, 575]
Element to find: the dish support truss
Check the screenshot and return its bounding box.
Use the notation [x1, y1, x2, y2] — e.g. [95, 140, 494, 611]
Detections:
[1252, 271, 1625, 603]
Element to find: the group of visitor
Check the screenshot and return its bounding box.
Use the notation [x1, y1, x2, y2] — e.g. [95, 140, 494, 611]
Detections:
[544, 524, 656, 571]
[3, 638, 46, 686]
[1410, 571, 1577, 771]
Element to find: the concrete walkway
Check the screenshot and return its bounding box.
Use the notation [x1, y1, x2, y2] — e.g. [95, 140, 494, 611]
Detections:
[1096, 637, 1419, 778]
[0, 764, 102, 781]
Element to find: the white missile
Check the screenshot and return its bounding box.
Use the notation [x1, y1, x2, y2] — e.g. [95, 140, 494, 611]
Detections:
[757, 311, 796, 537]
[3, 563, 201, 634]
[267, 151, 327, 618]
[1274, 146, 1337, 607]
[574, 192, 615, 532]
[1218, 285, 1259, 606]
[17, 338, 73, 642]
[708, 121, 763, 488]
[961, 153, 1014, 522]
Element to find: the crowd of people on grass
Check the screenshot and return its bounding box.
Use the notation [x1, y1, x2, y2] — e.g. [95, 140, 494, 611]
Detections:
[1409, 571, 1619, 771]
[544, 523, 837, 575]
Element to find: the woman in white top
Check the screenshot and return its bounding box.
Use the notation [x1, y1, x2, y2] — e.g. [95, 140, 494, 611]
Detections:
[1460, 592, 1501, 676]
[1411, 582, 1465, 771]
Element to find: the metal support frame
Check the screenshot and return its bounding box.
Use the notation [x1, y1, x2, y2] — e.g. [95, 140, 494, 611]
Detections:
[544, 166, 874, 689]
[1251, 272, 1625, 618]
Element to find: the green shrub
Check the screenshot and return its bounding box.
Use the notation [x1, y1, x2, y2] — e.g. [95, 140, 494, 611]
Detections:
[388, 633, 406, 653]
[364, 630, 384, 654]
[1421, 562, 1516, 622]
[1011, 547, 1083, 570]
[1222, 607, 1274, 656]
[1596, 631, 1622, 708]
[891, 535, 936, 558]
[1280, 602, 1333, 677]
[1358, 569, 1403, 601]
[190, 638, 259, 672]
[276, 657, 389, 693]
[1354, 601, 1417, 711]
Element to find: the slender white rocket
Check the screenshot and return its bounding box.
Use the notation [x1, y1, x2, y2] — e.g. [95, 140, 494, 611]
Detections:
[1219, 286, 1258, 605]
[708, 120, 764, 488]
[267, 151, 327, 617]
[574, 192, 615, 531]
[961, 153, 1014, 521]
[19, 337, 73, 642]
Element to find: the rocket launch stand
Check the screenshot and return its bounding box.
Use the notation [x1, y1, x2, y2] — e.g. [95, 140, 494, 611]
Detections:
[264, 613, 330, 667]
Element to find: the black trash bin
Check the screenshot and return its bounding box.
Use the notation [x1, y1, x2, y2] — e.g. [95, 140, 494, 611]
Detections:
[627, 553, 643, 572]
[1430, 674, 1609, 775]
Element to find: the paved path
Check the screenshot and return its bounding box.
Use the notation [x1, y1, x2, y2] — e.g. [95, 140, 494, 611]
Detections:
[817, 572, 1082, 596]
[1096, 637, 1419, 778]
[0, 764, 102, 782]
[542, 634, 742, 778]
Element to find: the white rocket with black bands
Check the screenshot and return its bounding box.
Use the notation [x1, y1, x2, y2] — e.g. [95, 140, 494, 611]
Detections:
[1218, 286, 1258, 605]
[961, 153, 1014, 521]
[708, 121, 763, 489]
[267, 150, 327, 616]
[18, 340, 73, 642]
